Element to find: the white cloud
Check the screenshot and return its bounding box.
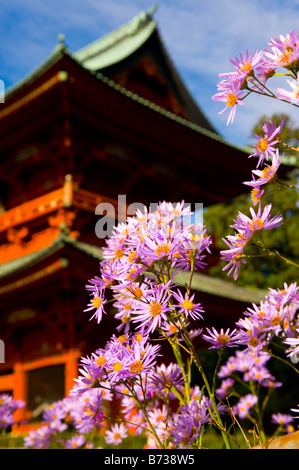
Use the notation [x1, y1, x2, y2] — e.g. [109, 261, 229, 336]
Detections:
[1, 0, 299, 147]
[149, 0, 299, 145]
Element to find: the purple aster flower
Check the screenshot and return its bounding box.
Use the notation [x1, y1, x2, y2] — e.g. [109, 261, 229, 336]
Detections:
[105, 423, 128, 446]
[215, 378, 235, 400]
[250, 186, 265, 206]
[243, 364, 275, 385]
[127, 340, 161, 377]
[168, 399, 208, 448]
[75, 391, 105, 433]
[212, 78, 245, 125]
[265, 31, 299, 70]
[249, 119, 283, 167]
[0, 409, 14, 429]
[148, 404, 168, 428]
[64, 435, 86, 449]
[235, 317, 268, 354]
[233, 394, 258, 419]
[131, 288, 172, 334]
[202, 327, 240, 349]
[71, 363, 102, 394]
[244, 150, 282, 187]
[272, 413, 294, 433]
[220, 241, 248, 281]
[42, 401, 68, 423]
[84, 287, 107, 323]
[24, 424, 53, 449]
[148, 363, 185, 398]
[0, 394, 25, 429]
[172, 289, 204, 321]
[232, 203, 283, 234]
[230, 49, 265, 79]
[276, 71, 299, 103]
[142, 225, 182, 262]
[174, 228, 212, 272]
[284, 330, 299, 362]
[272, 413, 294, 425]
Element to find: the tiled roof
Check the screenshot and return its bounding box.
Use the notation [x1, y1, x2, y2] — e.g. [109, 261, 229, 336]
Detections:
[0, 233, 266, 304]
[75, 6, 158, 70]
[174, 270, 266, 304]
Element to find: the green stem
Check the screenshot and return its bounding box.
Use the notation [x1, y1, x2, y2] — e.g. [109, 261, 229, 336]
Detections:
[268, 350, 299, 374]
[212, 348, 224, 394]
[275, 176, 299, 191]
[269, 249, 299, 269]
[247, 75, 275, 97]
[249, 381, 266, 443]
[168, 335, 191, 404]
[134, 379, 165, 449]
[179, 329, 231, 449]
[254, 237, 299, 269]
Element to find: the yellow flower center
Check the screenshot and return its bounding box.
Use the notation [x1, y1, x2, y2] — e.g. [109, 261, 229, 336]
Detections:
[117, 334, 127, 343]
[124, 302, 132, 311]
[126, 266, 138, 279]
[149, 301, 162, 317]
[216, 333, 231, 345]
[127, 250, 138, 262]
[95, 355, 106, 367]
[134, 333, 143, 342]
[257, 138, 269, 152]
[129, 360, 144, 374]
[249, 218, 264, 231]
[168, 324, 179, 334]
[92, 297, 102, 308]
[114, 248, 124, 259]
[240, 61, 253, 72]
[182, 299, 195, 310]
[133, 287, 143, 299]
[155, 242, 171, 257]
[249, 337, 259, 347]
[271, 315, 282, 326]
[261, 166, 275, 180]
[225, 92, 238, 107]
[279, 46, 293, 64]
[113, 362, 123, 372]
[251, 188, 262, 203]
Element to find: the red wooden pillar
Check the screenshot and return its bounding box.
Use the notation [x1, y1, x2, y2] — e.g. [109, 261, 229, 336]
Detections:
[13, 362, 27, 425]
[64, 349, 80, 395]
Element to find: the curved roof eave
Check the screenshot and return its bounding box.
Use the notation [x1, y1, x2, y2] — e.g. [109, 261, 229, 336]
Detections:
[75, 11, 157, 70]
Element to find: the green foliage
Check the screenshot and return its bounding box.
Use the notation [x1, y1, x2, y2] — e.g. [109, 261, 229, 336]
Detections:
[203, 111, 299, 289]
[204, 170, 299, 289]
[251, 112, 299, 163]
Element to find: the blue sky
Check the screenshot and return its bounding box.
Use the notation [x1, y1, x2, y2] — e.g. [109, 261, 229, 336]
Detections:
[1, 0, 299, 147]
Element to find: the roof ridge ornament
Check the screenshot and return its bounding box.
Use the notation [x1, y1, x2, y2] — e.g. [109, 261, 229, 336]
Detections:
[127, 6, 157, 35]
[56, 33, 67, 52]
[148, 4, 158, 17]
